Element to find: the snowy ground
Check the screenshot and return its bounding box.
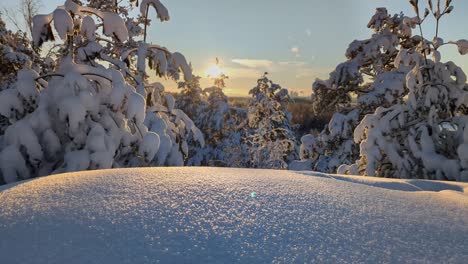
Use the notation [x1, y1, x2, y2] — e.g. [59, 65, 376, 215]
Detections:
[1, 168, 467, 263]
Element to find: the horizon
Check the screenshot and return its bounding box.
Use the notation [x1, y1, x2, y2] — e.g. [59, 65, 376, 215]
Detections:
[3, 0, 468, 96]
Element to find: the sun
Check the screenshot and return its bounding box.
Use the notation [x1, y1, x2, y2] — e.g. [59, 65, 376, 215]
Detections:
[205, 64, 224, 78]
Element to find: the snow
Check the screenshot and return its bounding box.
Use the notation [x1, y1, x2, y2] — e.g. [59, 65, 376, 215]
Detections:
[191, 126, 205, 148]
[32, 14, 53, 47]
[62, 0, 128, 43]
[0, 89, 23, 120]
[288, 160, 312, 170]
[77, 42, 103, 62]
[81, 16, 97, 41]
[155, 132, 172, 165]
[90, 151, 113, 170]
[164, 93, 175, 113]
[153, 50, 168, 76]
[53, 9, 74, 41]
[58, 96, 87, 136]
[139, 132, 160, 162]
[454, 39, 468, 55]
[78, 90, 99, 117]
[126, 92, 146, 124]
[0, 145, 29, 183]
[41, 129, 61, 160]
[16, 69, 40, 100]
[137, 43, 148, 73]
[140, 0, 170, 22]
[0, 167, 467, 263]
[1, 46, 32, 69]
[86, 124, 109, 153]
[4, 121, 43, 166]
[102, 12, 129, 43]
[418, 127, 460, 181]
[109, 70, 127, 111]
[62, 150, 90, 173]
[171, 52, 192, 81]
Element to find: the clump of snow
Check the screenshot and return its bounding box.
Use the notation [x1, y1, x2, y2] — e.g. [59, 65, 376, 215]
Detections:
[0, 145, 29, 183]
[153, 51, 168, 76]
[171, 52, 192, 81]
[16, 69, 40, 101]
[164, 96, 176, 115]
[63, 150, 90, 172]
[32, 14, 54, 47]
[454, 39, 468, 55]
[41, 129, 61, 160]
[108, 70, 127, 111]
[80, 16, 96, 41]
[58, 96, 87, 136]
[102, 12, 129, 43]
[139, 132, 160, 162]
[140, 0, 170, 22]
[4, 120, 44, 165]
[0, 89, 24, 120]
[35, 0, 129, 46]
[53, 9, 73, 41]
[90, 151, 113, 170]
[126, 92, 146, 124]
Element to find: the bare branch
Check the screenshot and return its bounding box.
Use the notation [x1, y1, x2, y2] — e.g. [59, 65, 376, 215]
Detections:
[2, 0, 41, 38]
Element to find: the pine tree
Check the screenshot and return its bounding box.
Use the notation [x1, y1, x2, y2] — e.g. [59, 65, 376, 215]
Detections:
[245, 73, 298, 169]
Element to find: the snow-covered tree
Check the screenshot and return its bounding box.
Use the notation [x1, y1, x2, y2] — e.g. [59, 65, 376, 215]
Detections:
[292, 6, 426, 172]
[245, 74, 298, 169]
[335, 1, 468, 181]
[0, 0, 203, 184]
[302, 0, 468, 181]
[177, 67, 247, 167]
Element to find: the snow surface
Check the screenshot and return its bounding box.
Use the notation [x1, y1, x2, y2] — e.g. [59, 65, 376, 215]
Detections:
[140, 0, 170, 22]
[0, 167, 467, 263]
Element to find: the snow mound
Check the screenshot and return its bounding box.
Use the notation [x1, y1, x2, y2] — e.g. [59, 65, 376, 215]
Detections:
[1, 168, 467, 263]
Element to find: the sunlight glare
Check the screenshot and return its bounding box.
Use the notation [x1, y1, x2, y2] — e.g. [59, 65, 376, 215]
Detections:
[205, 64, 224, 78]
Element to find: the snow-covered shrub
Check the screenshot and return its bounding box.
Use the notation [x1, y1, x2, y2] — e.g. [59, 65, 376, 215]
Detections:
[337, 1, 468, 181]
[245, 74, 298, 169]
[293, 6, 425, 173]
[0, 0, 203, 184]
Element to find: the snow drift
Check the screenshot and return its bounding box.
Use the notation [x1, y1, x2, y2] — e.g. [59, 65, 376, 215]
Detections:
[0, 167, 467, 263]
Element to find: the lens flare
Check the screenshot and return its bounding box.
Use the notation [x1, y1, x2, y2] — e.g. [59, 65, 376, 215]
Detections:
[205, 64, 224, 78]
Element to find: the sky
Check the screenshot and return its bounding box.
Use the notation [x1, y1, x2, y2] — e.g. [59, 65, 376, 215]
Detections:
[3, 0, 468, 96]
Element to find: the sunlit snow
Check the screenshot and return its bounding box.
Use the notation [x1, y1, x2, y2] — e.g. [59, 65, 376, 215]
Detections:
[1, 167, 467, 263]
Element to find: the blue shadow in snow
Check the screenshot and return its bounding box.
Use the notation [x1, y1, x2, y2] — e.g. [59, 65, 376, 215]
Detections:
[295, 171, 464, 193]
